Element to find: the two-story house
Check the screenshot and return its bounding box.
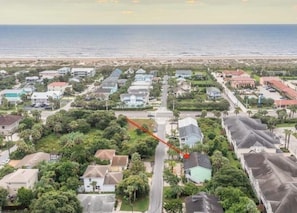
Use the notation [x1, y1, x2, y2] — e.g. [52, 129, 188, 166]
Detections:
[178, 117, 203, 148]
[0, 115, 22, 136]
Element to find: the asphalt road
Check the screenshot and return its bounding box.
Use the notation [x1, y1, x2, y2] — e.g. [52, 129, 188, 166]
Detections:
[148, 75, 170, 213]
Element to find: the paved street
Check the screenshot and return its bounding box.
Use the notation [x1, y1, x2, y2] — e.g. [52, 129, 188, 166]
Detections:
[148, 75, 171, 213]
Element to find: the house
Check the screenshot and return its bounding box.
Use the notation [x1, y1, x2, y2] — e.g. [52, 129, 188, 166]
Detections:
[39, 70, 61, 80]
[135, 68, 146, 74]
[120, 93, 149, 107]
[82, 165, 109, 192]
[15, 152, 51, 169]
[57, 67, 71, 75]
[242, 153, 297, 213]
[101, 77, 118, 94]
[31, 91, 62, 105]
[184, 152, 212, 184]
[94, 149, 116, 162]
[0, 115, 22, 136]
[110, 155, 129, 172]
[25, 76, 39, 84]
[82, 165, 123, 192]
[77, 194, 115, 213]
[222, 69, 247, 78]
[47, 82, 70, 94]
[71, 68, 95, 78]
[223, 116, 280, 159]
[259, 76, 281, 86]
[110, 68, 122, 78]
[0, 169, 38, 196]
[178, 117, 203, 148]
[206, 87, 221, 100]
[229, 76, 256, 88]
[134, 74, 154, 82]
[175, 70, 192, 79]
[1, 89, 26, 104]
[93, 88, 112, 100]
[185, 192, 224, 213]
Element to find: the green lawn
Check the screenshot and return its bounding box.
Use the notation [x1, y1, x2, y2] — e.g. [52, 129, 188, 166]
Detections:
[276, 123, 296, 128]
[120, 196, 149, 212]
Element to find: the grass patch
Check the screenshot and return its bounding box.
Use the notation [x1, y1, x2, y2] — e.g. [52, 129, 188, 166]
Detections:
[120, 196, 149, 212]
[276, 123, 296, 128]
[35, 133, 61, 153]
[127, 119, 155, 131]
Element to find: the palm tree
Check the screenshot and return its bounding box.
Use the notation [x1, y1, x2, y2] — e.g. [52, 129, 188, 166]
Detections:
[234, 107, 240, 116]
[287, 129, 293, 150]
[247, 110, 252, 117]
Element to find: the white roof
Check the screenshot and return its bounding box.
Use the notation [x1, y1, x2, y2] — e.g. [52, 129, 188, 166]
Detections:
[178, 117, 198, 128]
[31, 91, 62, 99]
[71, 68, 94, 72]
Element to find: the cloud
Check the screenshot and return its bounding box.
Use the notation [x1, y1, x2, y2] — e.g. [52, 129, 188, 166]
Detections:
[121, 10, 133, 14]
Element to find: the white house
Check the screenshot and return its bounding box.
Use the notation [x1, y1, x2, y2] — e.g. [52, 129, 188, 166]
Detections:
[178, 117, 203, 148]
[31, 91, 62, 105]
[25, 76, 39, 84]
[0, 115, 22, 136]
[47, 82, 70, 94]
[57, 67, 71, 75]
[206, 87, 221, 100]
[71, 68, 95, 78]
[223, 116, 280, 159]
[120, 93, 149, 107]
[39, 70, 61, 80]
[0, 169, 38, 196]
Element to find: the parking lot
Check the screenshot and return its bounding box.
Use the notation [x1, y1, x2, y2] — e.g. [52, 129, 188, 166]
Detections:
[258, 85, 283, 100]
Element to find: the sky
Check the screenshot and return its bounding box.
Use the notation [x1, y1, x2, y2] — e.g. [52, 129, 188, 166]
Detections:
[0, 0, 296, 24]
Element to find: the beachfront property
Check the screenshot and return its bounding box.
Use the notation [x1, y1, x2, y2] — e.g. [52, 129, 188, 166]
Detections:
[71, 68, 96, 78]
[57, 67, 71, 75]
[25, 76, 39, 84]
[185, 192, 223, 213]
[31, 91, 62, 105]
[110, 68, 122, 78]
[223, 116, 280, 159]
[222, 69, 248, 78]
[101, 77, 118, 94]
[39, 70, 61, 80]
[184, 152, 212, 184]
[206, 87, 221, 100]
[47, 82, 70, 94]
[175, 70, 192, 79]
[178, 117, 203, 148]
[0, 169, 38, 196]
[0, 89, 26, 104]
[242, 153, 297, 213]
[0, 114, 22, 136]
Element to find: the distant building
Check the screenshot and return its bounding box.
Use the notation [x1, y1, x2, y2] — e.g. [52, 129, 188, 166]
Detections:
[135, 68, 146, 74]
[110, 68, 122, 78]
[101, 77, 118, 94]
[184, 152, 212, 184]
[222, 69, 247, 78]
[178, 117, 203, 148]
[242, 153, 297, 213]
[0, 115, 22, 136]
[229, 76, 256, 88]
[120, 93, 149, 107]
[206, 87, 221, 100]
[25, 76, 39, 84]
[185, 192, 223, 213]
[175, 70, 192, 79]
[1, 89, 26, 104]
[223, 116, 280, 159]
[57, 67, 71, 75]
[39, 70, 61, 80]
[31, 91, 62, 105]
[0, 169, 38, 196]
[71, 68, 95, 78]
[47, 82, 70, 94]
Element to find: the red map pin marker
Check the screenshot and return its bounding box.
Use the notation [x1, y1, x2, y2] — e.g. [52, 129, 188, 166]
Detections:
[183, 153, 190, 159]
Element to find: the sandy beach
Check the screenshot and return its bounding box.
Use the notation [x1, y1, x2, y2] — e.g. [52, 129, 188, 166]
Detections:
[1, 55, 297, 68]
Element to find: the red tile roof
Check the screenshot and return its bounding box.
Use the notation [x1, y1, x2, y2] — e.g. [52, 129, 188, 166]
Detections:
[48, 82, 68, 87]
[0, 115, 22, 126]
[111, 155, 129, 167]
[230, 76, 255, 82]
[274, 100, 297, 106]
[269, 80, 297, 100]
[223, 69, 245, 76]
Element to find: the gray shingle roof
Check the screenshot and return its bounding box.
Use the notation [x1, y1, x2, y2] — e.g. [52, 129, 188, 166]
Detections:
[77, 194, 115, 213]
[0, 115, 22, 126]
[223, 116, 279, 148]
[244, 153, 297, 213]
[185, 192, 224, 213]
[179, 124, 202, 139]
[184, 152, 212, 170]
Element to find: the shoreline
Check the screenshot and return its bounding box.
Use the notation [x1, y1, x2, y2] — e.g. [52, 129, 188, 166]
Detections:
[1, 55, 297, 62]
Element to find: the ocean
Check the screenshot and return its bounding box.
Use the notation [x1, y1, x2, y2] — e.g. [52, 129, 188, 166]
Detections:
[0, 25, 296, 58]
